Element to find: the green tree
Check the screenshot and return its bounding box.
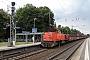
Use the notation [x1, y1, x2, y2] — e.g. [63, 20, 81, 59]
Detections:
[64, 26, 71, 34]
[36, 6, 54, 31]
[57, 25, 71, 34]
[15, 4, 36, 31]
[57, 25, 61, 30]
[0, 9, 10, 39]
[15, 4, 54, 32]
[57, 24, 83, 35]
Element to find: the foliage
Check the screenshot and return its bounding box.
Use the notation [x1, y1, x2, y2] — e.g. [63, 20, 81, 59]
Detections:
[57, 24, 82, 35]
[57, 25, 71, 34]
[0, 9, 10, 39]
[15, 4, 55, 32]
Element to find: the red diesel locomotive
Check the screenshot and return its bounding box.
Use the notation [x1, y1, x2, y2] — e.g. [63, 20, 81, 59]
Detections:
[41, 27, 86, 47]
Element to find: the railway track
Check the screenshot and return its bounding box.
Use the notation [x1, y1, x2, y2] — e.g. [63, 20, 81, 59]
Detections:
[6, 49, 47, 60]
[25, 39, 85, 60]
[0, 39, 85, 60]
[47, 40, 84, 60]
[0, 46, 47, 60]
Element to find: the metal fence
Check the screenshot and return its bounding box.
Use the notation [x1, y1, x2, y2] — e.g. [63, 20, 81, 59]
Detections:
[0, 39, 8, 42]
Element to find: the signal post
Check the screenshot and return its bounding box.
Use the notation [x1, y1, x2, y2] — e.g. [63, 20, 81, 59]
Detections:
[9, 2, 15, 46]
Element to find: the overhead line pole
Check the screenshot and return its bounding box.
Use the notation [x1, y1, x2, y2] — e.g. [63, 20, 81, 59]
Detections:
[49, 11, 51, 28]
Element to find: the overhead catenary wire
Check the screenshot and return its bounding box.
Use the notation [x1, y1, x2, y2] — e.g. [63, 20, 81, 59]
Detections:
[61, 0, 84, 32]
[56, 0, 85, 34]
[61, 0, 74, 20]
[56, 0, 74, 21]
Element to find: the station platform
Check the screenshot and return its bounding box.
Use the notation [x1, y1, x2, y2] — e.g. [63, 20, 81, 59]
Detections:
[70, 38, 90, 60]
[0, 42, 41, 51]
[80, 38, 90, 60]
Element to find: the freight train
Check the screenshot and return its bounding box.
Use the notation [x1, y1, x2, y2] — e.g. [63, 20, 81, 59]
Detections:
[41, 27, 87, 47]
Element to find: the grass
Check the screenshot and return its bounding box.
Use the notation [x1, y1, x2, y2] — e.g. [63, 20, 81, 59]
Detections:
[0, 42, 7, 46]
[16, 42, 33, 45]
[0, 42, 33, 46]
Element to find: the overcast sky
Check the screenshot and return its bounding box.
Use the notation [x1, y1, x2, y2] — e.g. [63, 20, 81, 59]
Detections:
[0, 0, 90, 34]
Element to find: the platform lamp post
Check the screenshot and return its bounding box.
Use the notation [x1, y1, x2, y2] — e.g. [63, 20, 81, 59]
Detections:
[34, 18, 37, 28]
[32, 18, 37, 43]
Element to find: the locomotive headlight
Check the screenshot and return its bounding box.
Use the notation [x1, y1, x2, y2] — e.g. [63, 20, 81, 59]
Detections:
[44, 38, 46, 40]
[48, 35, 51, 38]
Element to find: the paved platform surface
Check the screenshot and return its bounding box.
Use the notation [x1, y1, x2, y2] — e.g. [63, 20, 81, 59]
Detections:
[80, 38, 90, 60]
[69, 38, 90, 60]
[0, 42, 41, 51]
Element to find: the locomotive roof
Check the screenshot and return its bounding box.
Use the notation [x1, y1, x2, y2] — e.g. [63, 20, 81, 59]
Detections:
[48, 27, 59, 32]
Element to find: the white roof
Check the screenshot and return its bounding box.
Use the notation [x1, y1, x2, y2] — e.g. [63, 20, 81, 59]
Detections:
[16, 32, 44, 35]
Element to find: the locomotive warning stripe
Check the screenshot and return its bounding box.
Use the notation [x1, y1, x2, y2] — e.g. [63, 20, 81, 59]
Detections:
[51, 43, 54, 47]
[41, 44, 44, 47]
